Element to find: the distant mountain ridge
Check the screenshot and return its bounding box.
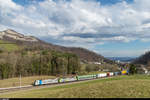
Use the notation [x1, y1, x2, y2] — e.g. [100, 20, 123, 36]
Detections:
[0, 29, 114, 64]
[107, 57, 136, 63]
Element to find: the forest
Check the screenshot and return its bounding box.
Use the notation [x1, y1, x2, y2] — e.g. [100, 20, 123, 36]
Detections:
[0, 48, 80, 79]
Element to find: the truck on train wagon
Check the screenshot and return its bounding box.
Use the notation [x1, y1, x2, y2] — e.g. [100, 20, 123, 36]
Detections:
[121, 70, 129, 75]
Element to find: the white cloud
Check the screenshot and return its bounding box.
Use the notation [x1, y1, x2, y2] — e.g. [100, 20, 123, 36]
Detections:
[99, 36, 136, 43]
[62, 36, 95, 43]
[1, 0, 150, 56]
[0, 0, 22, 10]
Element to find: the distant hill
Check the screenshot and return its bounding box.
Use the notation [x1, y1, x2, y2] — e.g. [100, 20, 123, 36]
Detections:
[0, 29, 113, 64]
[107, 57, 136, 63]
[132, 51, 150, 65]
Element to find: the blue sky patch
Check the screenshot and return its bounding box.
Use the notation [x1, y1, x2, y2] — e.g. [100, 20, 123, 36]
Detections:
[1, 0, 150, 57]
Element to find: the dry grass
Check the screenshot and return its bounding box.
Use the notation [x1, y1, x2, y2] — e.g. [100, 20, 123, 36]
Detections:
[1, 75, 150, 98]
[0, 75, 56, 88]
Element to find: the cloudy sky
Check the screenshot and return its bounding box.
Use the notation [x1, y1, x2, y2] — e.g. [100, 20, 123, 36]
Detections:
[0, 0, 150, 57]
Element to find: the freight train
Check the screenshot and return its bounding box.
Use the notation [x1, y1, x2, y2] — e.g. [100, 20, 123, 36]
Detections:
[33, 70, 129, 86]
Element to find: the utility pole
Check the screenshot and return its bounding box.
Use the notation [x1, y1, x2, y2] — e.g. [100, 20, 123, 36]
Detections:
[20, 73, 21, 88]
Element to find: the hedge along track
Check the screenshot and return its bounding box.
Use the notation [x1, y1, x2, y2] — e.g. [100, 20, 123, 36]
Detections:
[0, 75, 121, 94]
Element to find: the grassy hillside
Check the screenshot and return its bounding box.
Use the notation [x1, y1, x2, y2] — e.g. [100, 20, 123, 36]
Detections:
[0, 40, 19, 52]
[1, 29, 116, 64]
[1, 75, 150, 98]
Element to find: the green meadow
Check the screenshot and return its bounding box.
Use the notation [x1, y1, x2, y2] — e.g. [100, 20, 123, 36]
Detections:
[1, 75, 150, 98]
[0, 40, 19, 52]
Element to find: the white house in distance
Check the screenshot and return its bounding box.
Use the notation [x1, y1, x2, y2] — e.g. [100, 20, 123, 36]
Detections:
[88, 62, 101, 65]
[93, 62, 101, 65]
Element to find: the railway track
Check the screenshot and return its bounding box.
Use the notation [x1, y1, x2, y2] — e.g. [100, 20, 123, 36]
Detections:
[0, 76, 120, 94]
[0, 85, 33, 94]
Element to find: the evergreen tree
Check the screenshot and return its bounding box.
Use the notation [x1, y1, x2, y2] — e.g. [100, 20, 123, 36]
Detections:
[129, 64, 137, 75]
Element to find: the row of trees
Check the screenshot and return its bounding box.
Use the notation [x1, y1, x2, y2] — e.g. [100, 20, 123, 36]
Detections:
[0, 50, 80, 79]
